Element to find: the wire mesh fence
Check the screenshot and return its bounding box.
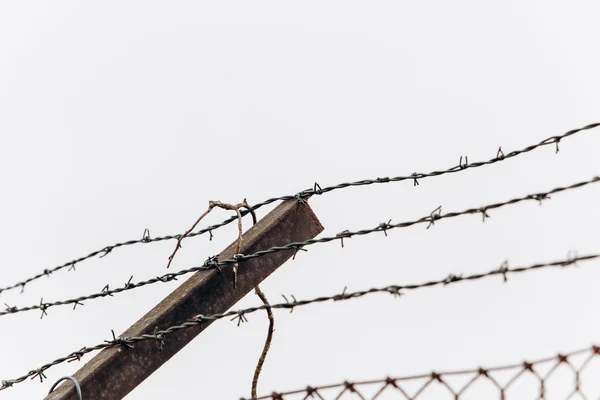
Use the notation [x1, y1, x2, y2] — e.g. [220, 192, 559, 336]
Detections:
[249, 345, 600, 399]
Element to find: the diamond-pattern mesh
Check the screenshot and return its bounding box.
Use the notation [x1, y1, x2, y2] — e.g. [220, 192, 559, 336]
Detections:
[248, 346, 600, 400]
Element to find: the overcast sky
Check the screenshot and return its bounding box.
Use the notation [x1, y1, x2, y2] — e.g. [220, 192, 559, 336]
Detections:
[1, 1, 600, 399]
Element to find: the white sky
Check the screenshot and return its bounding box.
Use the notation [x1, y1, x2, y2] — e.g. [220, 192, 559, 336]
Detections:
[1, 1, 600, 399]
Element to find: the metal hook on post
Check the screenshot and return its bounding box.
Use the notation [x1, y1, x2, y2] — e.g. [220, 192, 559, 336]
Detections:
[48, 376, 82, 400]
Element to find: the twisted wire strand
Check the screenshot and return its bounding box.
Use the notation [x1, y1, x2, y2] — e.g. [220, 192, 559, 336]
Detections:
[2, 251, 598, 390]
[2, 175, 599, 318]
[2, 123, 598, 296]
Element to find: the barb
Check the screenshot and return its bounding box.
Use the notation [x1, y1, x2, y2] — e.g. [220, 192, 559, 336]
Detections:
[2, 175, 599, 317]
[2, 123, 597, 295]
[2, 252, 599, 390]
[247, 345, 600, 399]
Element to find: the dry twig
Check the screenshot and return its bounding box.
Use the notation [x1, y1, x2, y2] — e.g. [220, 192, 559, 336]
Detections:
[167, 198, 274, 397]
[166, 199, 250, 287]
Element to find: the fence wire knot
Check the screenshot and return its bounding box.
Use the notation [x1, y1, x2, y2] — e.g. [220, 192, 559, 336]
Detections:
[480, 207, 491, 222]
[232, 254, 245, 262]
[295, 191, 309, 203]
[203, 255, 221, 273]
[379, 220, 392, 236]
[443, 274, 462, 285]
[385, 377, 398, 388]
[292, 245, 307, 260]
[192, 314, 206, 323]
[459, 156, 469, 169]
[72, 300, 84, 310]
[497, 147, 505, 159]
[427, 206, 442, 229]
[498, 260, 510, 282]
[557, 354, 569, 363]
[123, 276, 134, 289]
[68, 348, 86, 363]
[156, 273, 178, 283]
[565, 250, 580, 267]
[336, 230, 351, 248]
[39, 299, 49, 319]
[282, 294, 297, 313]
[334, 287, 350, 301]
[99, 247, 112, 258]
[142, 228, 151, 242]
[101, 284, 113, 297]
[106, 330, 134, 349]
[151, 332, 165, 350]
[412, 172, 420, 186]
[530, 193, 550, 205]
[4, 304, 17, 313]
[31, 368, 47, 383]
[306, 386, 317, 396]
[313, 182, 323, 194]
[231, 311, 249, 326]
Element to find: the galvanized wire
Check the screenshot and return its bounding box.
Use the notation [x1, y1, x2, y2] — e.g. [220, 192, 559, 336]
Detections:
[47, 376, 82, 400]
[2, 122, 598, 296]
[1, 251, 598, 390]
[2, 175, 599, 319]
[247, 345, 600, 399]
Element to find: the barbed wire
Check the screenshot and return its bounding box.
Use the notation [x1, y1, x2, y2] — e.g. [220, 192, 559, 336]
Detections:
[2, 122, 598, 297]
[247, 345, 600, 399]
[2, 251, 598, 390]
[2, 175, 599, 319]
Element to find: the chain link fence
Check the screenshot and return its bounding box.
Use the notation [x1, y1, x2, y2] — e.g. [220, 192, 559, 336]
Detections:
[250, 346, 600, 399]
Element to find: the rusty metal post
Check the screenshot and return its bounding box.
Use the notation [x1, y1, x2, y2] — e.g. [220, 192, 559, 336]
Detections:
[46, 200, 323, 400]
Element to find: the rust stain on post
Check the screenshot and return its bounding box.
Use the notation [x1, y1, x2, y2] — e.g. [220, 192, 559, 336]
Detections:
[46, 200, 323, 400]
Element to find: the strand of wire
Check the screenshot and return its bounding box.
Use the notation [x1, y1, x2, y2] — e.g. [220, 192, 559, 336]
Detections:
[2, 122, 598, 296]
[246, 345, 600, 399]
[2, 251, 598, 390]
[3, 175, 599, 318]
